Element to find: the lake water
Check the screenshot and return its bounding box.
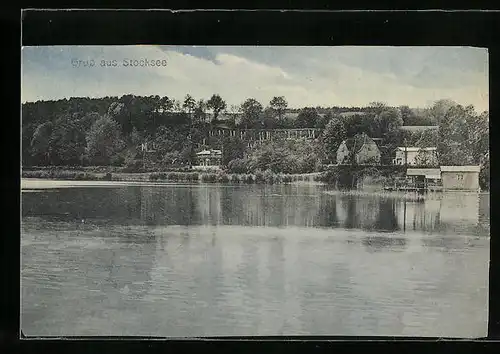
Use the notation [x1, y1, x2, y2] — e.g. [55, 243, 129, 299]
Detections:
[21, 179, 490, 338]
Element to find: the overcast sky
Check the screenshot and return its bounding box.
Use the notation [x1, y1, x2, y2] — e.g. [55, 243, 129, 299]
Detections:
[21, 45, 489, 112]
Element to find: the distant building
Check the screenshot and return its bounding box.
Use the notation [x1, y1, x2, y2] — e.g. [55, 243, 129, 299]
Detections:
[406, 168, 442, 189]
[336, 133, 381, 165]
[405, 165, 481, 191]
[440, 166, 481, 191]
[393, 147, 438, 166]
[193, 149, 222, 170]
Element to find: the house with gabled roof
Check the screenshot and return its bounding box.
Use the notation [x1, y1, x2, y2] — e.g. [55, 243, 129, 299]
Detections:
[336, 133, 381, 165]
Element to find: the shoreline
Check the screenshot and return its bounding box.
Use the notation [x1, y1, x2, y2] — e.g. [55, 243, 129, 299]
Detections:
[21, 169, 324, 185]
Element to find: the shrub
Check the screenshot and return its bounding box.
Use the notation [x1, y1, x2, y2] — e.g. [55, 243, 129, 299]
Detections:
[217, 172, 230, 183]
[189, 172, 199, 182]
[201, 173, 217, 183]
[230, 174, 241, 183]
[167, 172, 179, 181]
[74, 172, 86, 180]
[110, 155, 125, 167]
[102, 172, 113, 181]
[243, 174, 254, 184]
[254, 170, 265, 184]
[318, 170, 337, 184]
[122, 159, 143, 173]
[227, 158, 248, 174]
[263, 169, 276, 184]
[282, 174, 292, 183]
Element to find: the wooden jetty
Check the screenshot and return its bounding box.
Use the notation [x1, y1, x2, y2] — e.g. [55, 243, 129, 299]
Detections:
[383, 177, 443, 193]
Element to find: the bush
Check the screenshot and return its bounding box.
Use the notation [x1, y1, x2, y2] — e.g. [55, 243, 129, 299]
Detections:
[102, 172, 113, 181]
[263, 169, 277, 184]
[216, 171, 230, 183]
[230, 174, 241, 183]
[201, 173, 217, 183]
[254, 170, 265, 184]
[242, 174, 254, 184]
[282, 174, 292, 183]
[122, 159, 143, 173]
[167, 172, 179, 181]
[189, 172, 199, 182]
[110, 155, 125, 167]
[318, 170, 337, 184]
[22, 169, 101, 181]
[227, 158, 248, 174]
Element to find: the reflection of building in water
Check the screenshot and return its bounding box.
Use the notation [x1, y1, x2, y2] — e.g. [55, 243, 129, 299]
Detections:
[356, 197, 379, 230]
[317, 196, 339, 227]
[396, 198, 440, 233]
[336, 196, 349, 226]
[196, 186, 222, 226]
[478, 194, 490, 231]
[373, 198, 400, 232]
[438, 193, 479, 229]
[395, 193, 482, 234]
[140, 187, 156, 225]
[335, 195, 391, 231]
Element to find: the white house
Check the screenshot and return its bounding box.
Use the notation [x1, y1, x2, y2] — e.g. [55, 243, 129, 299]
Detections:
[193, 149, 222, 170]
[393, 147, 438, 166]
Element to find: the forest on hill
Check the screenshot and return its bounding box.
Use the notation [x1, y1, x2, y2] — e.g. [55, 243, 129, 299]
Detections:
[22, 94, 489, 189]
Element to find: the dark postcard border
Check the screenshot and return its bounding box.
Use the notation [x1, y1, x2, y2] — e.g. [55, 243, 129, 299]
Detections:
[21, 10, 498, 46]
[5, 8, 499, 353]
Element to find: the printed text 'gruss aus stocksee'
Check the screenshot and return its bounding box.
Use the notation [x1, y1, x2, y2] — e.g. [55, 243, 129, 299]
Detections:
[71, 58, 168, 68]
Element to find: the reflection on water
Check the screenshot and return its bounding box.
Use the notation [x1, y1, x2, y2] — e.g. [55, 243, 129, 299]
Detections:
[21, 183, 490, 337]
[21, 184, 490, 236]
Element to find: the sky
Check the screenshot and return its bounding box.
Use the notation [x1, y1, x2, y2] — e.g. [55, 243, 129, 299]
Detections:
[21, 45, 489, 112]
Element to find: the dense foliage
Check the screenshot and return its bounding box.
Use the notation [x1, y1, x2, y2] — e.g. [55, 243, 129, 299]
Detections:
[22, 95, 489, 189]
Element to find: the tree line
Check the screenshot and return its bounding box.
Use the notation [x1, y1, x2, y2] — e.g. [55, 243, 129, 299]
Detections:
[22, 94, 489, 189]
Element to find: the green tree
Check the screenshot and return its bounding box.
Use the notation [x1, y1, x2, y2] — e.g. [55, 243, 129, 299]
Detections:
[193, 100, 208, 124]
[160, 96, 174, 112]
[269, 96, 288, 123]
[240, 98, 263, 129]
[479, 152, 489, 191]
[414, 148, 435, 167]
[222, 135, 246, 166]
[207, 94, 227, 123]
[295, 107, 319, 128]
[322, 118, 347, 164]
[130, 127, 144, 147]
[399, 105, 414, 125]
[85, 116, 126, 165]
[427, 99, 457, 126]
[183, 94, 196, 115]
[30, 121, 53, 165]
[438, 104, 478, 165]
[48, 114, 88, 165]
[262, 107, 278, 129]
[315, 112, 331, 129]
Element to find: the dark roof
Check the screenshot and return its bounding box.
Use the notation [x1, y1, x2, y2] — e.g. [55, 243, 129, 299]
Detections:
[342, 133, 373, 154]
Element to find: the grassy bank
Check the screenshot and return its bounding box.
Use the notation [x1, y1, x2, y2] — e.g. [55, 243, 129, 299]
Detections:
[22, 165, 399, 187]
[22, 168, 324, 185]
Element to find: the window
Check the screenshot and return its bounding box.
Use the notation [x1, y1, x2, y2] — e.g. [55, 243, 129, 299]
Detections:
[457, 174, 464, 181]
